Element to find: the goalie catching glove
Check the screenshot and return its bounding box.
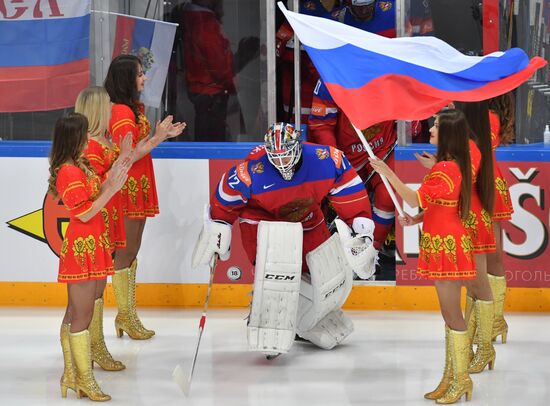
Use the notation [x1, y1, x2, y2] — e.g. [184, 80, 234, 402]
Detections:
[192, 205, 232, 268]
[334, 217, 377, 280]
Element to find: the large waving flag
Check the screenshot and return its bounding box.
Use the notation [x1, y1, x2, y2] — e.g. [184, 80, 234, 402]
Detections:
[0, 0, 90, 112]
[92, 11, 177, 108]
[279, 3, 547, 129]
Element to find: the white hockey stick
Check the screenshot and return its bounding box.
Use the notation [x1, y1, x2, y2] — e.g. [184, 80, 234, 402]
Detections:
[173, 254, 218, 396]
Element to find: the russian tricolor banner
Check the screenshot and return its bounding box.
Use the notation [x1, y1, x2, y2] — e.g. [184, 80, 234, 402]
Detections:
[0, 0, 90, 113]
[109, 13, 177, 108]
[279, 3, 547, 129]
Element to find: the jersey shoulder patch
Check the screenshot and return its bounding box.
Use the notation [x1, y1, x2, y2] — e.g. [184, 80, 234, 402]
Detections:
[329, 146, 343, 168]
[236, 162, 252, 186]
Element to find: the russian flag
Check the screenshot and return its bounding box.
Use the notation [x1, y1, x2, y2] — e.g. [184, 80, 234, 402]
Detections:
[0, 0, 90, 113]
[110, 13, 177, 108]
[279, 3, 547, 129]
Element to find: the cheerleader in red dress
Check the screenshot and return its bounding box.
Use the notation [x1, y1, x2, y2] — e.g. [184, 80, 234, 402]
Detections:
[48, 113, 130, 401]
[104, 55, 186, 340]
[454, 101, 499, 375]
[485, 92, 516, 344]
[370, 109, 475, 404]
[76, 86, 133, 373]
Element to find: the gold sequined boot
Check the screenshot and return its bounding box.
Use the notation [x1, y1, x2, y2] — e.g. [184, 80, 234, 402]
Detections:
[60, 324, 77, 398]
[468, 300, 496, 373]
[90, 298, 126, 371]
[112, 260, 154, 340]
[425, 325, 453, 400]
[436, 329, 473, 404]
[128, 259, 155, 336]
[488, 274, 508, 343]
[69, 330, 111, 401]
[464, 295, 477, 360]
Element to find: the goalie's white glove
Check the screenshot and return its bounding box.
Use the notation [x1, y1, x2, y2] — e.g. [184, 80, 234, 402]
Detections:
[191, 205, 232, 268]
[334, 217, 377, 279]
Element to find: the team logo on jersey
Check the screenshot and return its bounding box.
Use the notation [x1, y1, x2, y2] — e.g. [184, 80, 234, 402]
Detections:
[303, 1, 316, 11]
[280, 197, 315, 222]
[359, 124, 381, 141]
[251, 162, 264, 174]
[316, 148, 329, 160]
[379, 1, 393, 12]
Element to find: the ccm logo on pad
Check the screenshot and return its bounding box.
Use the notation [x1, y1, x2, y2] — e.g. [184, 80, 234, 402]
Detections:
[324, 280, 345, 299]
[265, 274, 296, 281]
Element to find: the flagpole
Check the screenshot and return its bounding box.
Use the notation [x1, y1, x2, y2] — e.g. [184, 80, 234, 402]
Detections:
[351, 123, 405, 217]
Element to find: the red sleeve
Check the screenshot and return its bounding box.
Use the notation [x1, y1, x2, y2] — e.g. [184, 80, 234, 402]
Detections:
[308, 80, 338, 147]
[326, 148, 372, 223]
[56, 166, 94, 217]
[417, 161, 460, 210]
[84, 140, 106, 176]
[109, 104, 139, 148]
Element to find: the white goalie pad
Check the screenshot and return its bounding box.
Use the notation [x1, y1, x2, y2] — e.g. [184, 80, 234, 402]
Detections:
[247, 221, 303, 356]
[298, 309, 354, 350]
[191, 205, 232, 268]
[334, 218, 377, 280]
[296, 232, 353, 334]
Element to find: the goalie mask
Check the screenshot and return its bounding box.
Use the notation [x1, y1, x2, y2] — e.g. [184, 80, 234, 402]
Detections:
[264, 122, 302, 181]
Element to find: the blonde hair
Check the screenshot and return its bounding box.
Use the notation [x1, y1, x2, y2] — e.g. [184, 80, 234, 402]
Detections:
[75, 86, 111, 138]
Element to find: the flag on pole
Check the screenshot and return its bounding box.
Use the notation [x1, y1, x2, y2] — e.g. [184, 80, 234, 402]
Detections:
[0, 0, 90, 112]
[108, 12, 177, 108]
[279, 3, 547, 129]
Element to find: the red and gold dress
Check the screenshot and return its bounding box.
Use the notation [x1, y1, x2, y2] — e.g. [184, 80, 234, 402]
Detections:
[56, 164, 114, 283]
[464, 140, 496, 253]
[109, 103, 159, 218]
[84, 138, 126, 251]
[416, 161, 476, 279]
[489, 111, 513, 220]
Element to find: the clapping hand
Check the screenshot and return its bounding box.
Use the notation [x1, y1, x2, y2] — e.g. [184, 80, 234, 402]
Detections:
[414, 151, 436, 169]
[119, 132, 134, 162]
[108, 152, 132, 192]
[155, 115, 187, 141]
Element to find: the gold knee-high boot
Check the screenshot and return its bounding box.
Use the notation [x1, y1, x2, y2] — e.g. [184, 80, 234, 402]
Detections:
[90, 298, 126, 371]
[69, 330, 111, 401]
[60, 324, 77, 398]
[488, 274, 508, 343]
[112, 259, 154, 340]
[436, 329, 473, 404]
[425, 325, 453, 400]
[468, 300, 496, 373]
[465, 295, 476, 360]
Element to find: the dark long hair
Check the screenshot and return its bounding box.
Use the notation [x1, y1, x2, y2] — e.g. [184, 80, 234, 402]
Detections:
[488, 92, 515, 145]
[104, 54, 141, 123]
[48, 113, 91, 197]
[436, 109, 472, 220]
[455, 101, 495, 214]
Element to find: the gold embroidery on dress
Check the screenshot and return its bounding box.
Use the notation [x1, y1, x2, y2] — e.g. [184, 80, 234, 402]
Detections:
[443, 235, 457, 264]
[85, 235, 97, 264]
[60, 239, 68, 259]
[495, 177, 510, 205]
[461, 235, 474, 254]
[141, 175, 150, 203]
[127, 176, 138, 205]
[463, 211, 478, 238]
[481, 209, 492, 230]
[73, 237, 87, 267]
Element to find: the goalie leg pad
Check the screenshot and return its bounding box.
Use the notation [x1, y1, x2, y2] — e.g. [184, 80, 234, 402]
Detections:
[296, 232, 353, 333]
[298, 310, 354, 350]
[247, 221, 303, 356]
